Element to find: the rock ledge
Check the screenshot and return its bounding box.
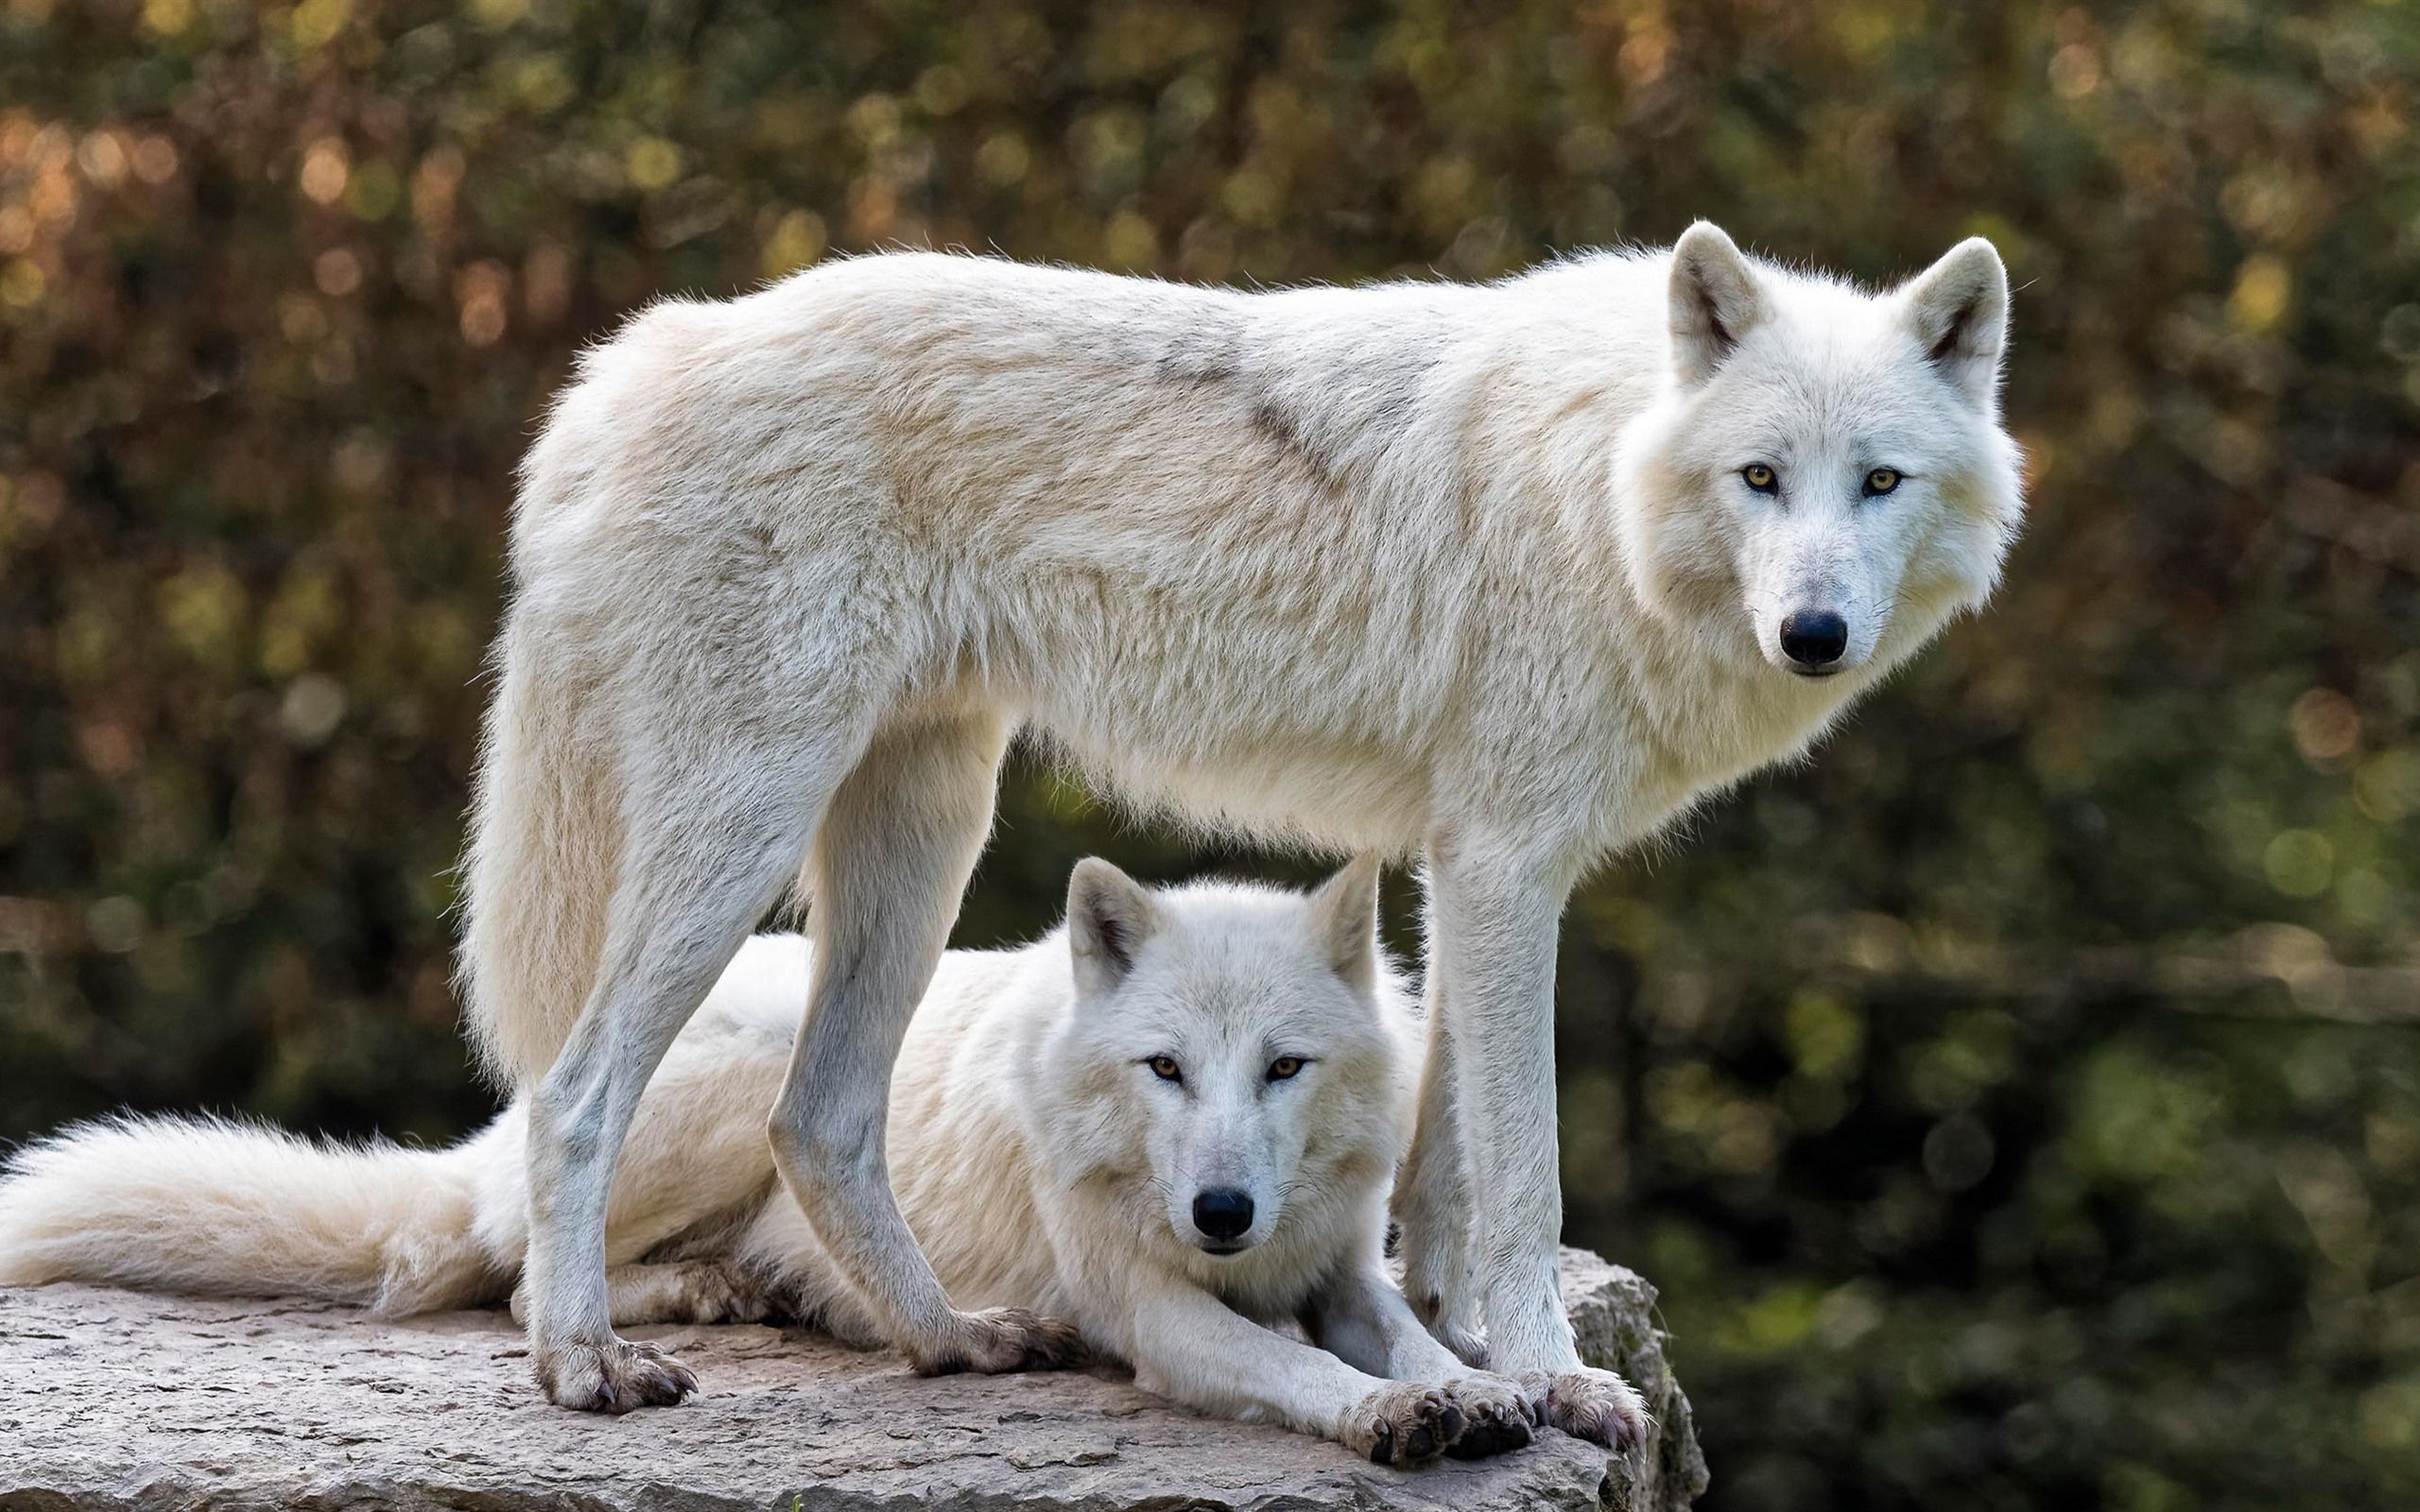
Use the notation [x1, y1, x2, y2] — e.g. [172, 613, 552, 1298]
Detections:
[0, 1246, 1705, 1511]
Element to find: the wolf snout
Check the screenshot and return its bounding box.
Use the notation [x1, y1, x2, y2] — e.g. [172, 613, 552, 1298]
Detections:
[1191, 1187, 1255, 1249]
[1778, 610, 1848, 673]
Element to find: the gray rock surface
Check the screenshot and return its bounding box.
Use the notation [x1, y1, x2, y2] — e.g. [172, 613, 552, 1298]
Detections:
[0, 1246, 1706, 1511]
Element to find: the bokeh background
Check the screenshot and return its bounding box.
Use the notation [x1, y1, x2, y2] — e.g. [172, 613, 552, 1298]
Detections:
[2, 1, 2415, 1507]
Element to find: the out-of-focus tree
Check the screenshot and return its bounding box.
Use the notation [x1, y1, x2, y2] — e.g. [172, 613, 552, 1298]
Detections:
[1, 3, 2414, 1508]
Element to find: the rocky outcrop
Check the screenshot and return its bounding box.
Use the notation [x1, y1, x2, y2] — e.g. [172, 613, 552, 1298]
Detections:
[0, 1246, 1705, 1510]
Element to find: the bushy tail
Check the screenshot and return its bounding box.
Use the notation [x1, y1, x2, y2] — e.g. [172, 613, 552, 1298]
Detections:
[0, 1115, 508, 1314]
[458, 614, 625, 1086]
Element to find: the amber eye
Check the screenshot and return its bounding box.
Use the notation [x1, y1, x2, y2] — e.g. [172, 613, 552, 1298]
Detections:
[1267, 1057, 1305, 1081]
[1147, 1055, 1183, 1082]
[1741, 463, 1779, 493]
[1863, 467, 1902, 496]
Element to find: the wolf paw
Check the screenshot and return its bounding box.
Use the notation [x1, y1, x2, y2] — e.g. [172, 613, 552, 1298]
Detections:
[909, 1307, 1089, 1375]
[1343, 1381, 1466, 1469]
[535, 1337, 698, 1414]
[1513, 1366, 1651, 1452]
[1439, 1374, 1536, 1459]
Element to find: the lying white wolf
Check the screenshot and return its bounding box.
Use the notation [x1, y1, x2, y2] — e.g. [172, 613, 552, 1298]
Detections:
[0, 862, 1540, 1465]
[463, 222, 2023, 1437]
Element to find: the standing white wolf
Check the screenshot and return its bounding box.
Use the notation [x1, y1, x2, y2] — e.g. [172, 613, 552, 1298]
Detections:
[0, 862, 1541, 1465]
[465, 222, 2022, 1438]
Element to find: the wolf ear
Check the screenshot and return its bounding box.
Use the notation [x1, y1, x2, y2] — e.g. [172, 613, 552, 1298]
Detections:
[1668, 222, 1768, 387]
[1067, 857, 1160, 994]
[1899, 237, 2009, 405]
[1306, 855, 1382, 991]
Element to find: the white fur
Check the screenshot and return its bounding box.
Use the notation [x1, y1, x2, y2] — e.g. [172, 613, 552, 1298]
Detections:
[0, 868, 1546, 1463]
[0, 1115, 507, 1314]
[458, 225, 2021, 1432]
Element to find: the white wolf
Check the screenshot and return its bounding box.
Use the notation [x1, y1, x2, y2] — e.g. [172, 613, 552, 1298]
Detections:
[0, 862, 1543, 1465]
[462, 223, 2022, 1438]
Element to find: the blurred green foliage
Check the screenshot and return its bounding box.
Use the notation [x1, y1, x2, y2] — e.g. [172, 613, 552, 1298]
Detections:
[1, 1, 2416, 1508]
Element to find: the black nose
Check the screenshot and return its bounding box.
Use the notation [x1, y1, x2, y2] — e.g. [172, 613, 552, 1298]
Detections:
[1191, 1188, 1254, 1242]
[1779, 610, 1848, 669]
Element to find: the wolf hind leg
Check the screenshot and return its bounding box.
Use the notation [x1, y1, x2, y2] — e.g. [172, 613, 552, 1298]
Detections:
[726, 1189, 888, 1348]
[511, 1259, 774, 1329]
[767, 707, 1084, 1375]
[519, 730, 864, 1414]
[601, 1260, 774, 1326]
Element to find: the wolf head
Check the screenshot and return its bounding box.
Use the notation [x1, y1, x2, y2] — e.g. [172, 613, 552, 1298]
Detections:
[1035, 856, 1410, 1275]
[1612, 223, 2026, 682]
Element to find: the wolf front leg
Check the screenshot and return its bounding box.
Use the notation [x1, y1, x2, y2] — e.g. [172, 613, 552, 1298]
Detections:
[1421, 831, 1650, 1452]
[1302, 1264, 1535, 1458]
[1125, 1284, 1522, 1467]
[1392, 902, 1485, 1366]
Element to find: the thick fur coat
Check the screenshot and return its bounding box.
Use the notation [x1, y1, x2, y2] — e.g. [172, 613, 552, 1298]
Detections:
[456, 224, 2022, 1435]
[0, 865, 1539, 1465]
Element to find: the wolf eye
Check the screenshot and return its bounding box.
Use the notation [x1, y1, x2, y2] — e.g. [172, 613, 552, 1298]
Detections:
[1862, 467, 1902, 497]
[1146, 1055, 1183, 1083]
[1267, 1057, 1306, 1081]
[1741, 463, 1779, 494]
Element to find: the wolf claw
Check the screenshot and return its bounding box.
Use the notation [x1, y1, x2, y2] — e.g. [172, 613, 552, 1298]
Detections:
[1345, 1382, 1465, 1468]
[1440, 1374, 1535, 1459]
[1514, 1366, 1651, 1452]
[536, 1337, 698, 1414]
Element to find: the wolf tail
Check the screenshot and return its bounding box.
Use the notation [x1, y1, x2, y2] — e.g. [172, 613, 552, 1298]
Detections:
[457, 573, 625, 1088]
[0, 1114, 509, 1314]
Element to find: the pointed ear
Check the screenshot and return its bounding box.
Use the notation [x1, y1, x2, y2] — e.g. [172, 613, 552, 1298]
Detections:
[1899, 237, 2009, 404]
[1306, 855, 1382, 991]
[1066, 858, 1159, 995]
[1668, 222, 1768, 387]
